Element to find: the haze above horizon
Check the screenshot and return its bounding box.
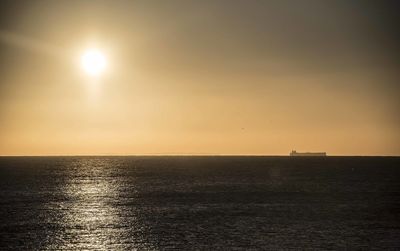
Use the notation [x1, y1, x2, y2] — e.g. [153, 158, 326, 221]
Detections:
[0, 0, 399, 156]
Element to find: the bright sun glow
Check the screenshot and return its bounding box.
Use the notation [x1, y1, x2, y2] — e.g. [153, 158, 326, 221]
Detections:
[81, 49, 107, 76]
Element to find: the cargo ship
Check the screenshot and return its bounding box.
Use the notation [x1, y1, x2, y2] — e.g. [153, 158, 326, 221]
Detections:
[290, 150, 326, 156]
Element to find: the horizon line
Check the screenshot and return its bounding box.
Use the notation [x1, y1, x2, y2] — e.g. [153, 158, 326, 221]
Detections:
[0, 154, 399, 157]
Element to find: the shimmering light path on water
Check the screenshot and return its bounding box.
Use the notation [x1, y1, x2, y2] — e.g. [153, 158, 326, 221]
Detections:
[0, 156, 399, 249]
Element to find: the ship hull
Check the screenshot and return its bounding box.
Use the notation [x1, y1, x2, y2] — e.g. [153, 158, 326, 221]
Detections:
[290, 152, 326, 156]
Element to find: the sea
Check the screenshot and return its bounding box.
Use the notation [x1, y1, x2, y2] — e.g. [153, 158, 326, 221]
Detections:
[0, 156, 399, 250]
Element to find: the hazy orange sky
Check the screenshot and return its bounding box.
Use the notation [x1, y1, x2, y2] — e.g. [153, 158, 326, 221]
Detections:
[0, 1, 399, 156]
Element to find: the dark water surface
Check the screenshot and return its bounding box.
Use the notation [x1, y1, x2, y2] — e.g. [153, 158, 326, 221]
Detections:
[0, 156, 399, 250]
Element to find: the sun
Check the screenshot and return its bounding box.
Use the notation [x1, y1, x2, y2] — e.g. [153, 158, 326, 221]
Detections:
[81, 49, 107, 76]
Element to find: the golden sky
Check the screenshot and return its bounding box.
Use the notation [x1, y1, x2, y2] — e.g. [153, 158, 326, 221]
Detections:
[0, 1, 399, 155]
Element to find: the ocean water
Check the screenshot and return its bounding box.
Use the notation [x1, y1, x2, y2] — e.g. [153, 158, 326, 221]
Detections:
[0, 156, 399, 250]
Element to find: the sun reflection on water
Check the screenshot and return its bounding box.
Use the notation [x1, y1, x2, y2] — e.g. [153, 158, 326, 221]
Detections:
[51, 158, 143, 250]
